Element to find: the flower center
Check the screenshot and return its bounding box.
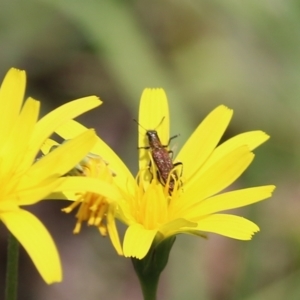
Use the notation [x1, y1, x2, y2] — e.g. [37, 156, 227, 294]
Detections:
[62, 154, 115, 236]
[128, 164, 183, 229]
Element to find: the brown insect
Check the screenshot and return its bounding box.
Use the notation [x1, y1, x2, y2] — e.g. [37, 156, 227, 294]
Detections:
[135, 119, 182, 193]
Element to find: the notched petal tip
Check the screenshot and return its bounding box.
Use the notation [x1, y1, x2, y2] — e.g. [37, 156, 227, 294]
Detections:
[261, 131, 270, 140]
[1, 68, 26, 95]
[123, 224, 157, 259]
[265, 185, 276, 195]
[77, 95, 103, 105]
[139, 87, 170, 146]
[6, 67, 26, 79]
[216, 104, 233, 115]
[195, 214, 261, 241]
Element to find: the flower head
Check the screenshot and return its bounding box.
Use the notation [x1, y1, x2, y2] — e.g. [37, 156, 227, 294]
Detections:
[44, 120, 133, 256]
[122, 88, 275, 258]
[0, 68, 101, 283]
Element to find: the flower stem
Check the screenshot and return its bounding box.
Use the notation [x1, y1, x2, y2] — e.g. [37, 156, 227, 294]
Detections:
[132, 236, 176, 300]
[5, 233, 19, 300]
[138, 273, 159, 300]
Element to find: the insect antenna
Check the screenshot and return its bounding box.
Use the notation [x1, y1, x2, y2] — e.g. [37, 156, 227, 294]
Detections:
[133, 119, 148, 132]
[133, 117, 165, 132]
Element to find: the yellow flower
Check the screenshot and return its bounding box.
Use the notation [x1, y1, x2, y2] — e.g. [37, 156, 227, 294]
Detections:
[122, 88, 275, 258]
[43, 121, 133, 256]
[52, 88, 275, 261]
[0, 68, 102, 283]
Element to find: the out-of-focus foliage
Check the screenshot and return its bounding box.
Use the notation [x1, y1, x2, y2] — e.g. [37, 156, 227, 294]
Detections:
[0, 0, 299, 299]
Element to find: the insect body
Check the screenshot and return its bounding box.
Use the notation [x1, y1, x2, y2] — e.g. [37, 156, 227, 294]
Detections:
[143, 129, 181, 193]
[146, 130, 174, 186]
[134, 118, 182, 193]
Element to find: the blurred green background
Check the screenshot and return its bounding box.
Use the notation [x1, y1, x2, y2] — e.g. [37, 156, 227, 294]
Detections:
[0, 0, 298, 299]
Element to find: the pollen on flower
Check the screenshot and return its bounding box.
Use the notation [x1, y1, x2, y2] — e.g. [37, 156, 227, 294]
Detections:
[145, 152, 183, 198]
[62, 153, 115, 236]
[129, 163, 183, 230]
[164, 165, 183, 196]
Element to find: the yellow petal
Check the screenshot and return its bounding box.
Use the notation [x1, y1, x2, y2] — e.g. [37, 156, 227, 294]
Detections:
[50, 119, 87, 139]
[16, 176, 62, 205]
[52, 119, 135, 193]
[41, 139, 59, 154]
[1, 98, 40, 174]
[42, 192, 66, 200]
[159, 218, 197, 238]
[138, 88, 170, 145]
[198, 131, 269, 176]
[0, 200, 19, 212]
[107, 206, 123, 255]
[138, 88, 170, 172]
[142, 182, 168, 229]
[176, 105, 233, 185]
[48, 177, 122, 201]
[0, 68, 26, 142]
[93, 136, 136, 193]
[123, 223, 157, 258]
[181, 146, 254, 208]
[29, 96, 101, 158]
[1, 209, 62, 284]
[184, 185, 275, 218]
[196, 214, 259, 240]
[13, 98, 40, 152]
[23, 130, 97, 185]
[114, 199, 135, 225]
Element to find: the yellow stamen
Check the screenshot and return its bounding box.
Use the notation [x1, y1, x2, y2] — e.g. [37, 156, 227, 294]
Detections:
[62, 154, 115, 237]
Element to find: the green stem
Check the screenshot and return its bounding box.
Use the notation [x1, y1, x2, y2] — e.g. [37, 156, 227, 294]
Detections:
[132, 236, 176, 300]
[138, 273, 159, 300]
[133, 255, 160, 300]
[5, 232, 19, 300]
